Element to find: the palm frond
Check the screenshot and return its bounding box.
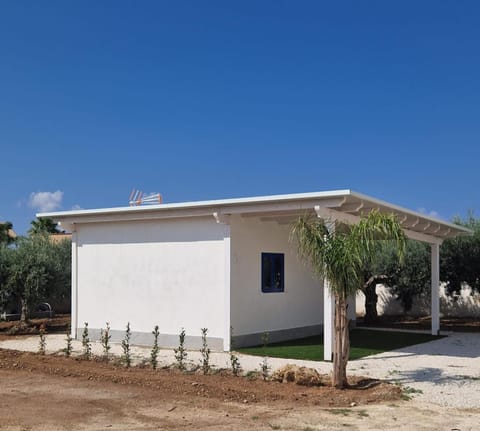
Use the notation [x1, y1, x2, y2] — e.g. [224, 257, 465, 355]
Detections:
[291, 210, 406, 298]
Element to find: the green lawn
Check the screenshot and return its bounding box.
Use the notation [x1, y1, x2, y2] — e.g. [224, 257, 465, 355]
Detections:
[238, 329, 444, 361]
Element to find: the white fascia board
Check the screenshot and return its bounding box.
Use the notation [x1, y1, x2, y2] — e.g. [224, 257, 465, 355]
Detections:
[315, 206, 443, 245]
[349, 190, 472, 236]
[37, 190, 352, 223]
[37, 188, 472, 238]
[46, 197, 346, 229]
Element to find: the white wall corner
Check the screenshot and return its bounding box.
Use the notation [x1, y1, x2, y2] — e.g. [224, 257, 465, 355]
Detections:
[71, 228, 78, 339]
[223, 224, 231, 351]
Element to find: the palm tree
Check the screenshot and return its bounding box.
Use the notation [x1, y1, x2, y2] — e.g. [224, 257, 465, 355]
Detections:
[28, 217, 59, 236]
[291, 210, 406, 388]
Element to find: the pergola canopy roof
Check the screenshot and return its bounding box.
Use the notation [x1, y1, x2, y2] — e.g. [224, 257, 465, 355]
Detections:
[39, 189, 472, 245]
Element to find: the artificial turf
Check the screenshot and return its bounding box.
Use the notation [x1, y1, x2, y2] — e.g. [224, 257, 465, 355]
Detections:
[238, 329, 444, 361]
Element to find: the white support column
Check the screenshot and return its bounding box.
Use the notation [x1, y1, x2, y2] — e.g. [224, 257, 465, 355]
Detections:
[323, 277, 335, 361]
[347, 294, 356, 328]
[322, 219, 336, 361]
[71, 228, 78, 339]
[431, 243, 440, 335]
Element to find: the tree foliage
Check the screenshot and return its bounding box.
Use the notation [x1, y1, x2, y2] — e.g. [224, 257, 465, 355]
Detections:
[359, 241, 397, 323]
[0, 221, 15, 245]
[28, 217, 60, 236]
[0, 245, 13, 309]
[0, 234, 71, 321]
[291, 210, 405, 388]
[381, 240, 431, 312]
[441, 213, 480, 295]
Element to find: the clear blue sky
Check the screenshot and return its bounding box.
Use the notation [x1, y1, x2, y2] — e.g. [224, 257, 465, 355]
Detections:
[1, 1, 479, 234]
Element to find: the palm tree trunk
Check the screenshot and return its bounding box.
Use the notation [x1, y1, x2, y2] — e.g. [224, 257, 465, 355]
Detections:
[332, 294, 349, 388]
[341, 300, 350, 386]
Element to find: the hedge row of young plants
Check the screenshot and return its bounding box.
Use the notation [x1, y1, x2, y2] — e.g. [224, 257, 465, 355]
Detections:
[38, 323, 271, 380]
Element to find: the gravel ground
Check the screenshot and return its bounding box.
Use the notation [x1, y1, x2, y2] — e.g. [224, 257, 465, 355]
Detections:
[349, 332, 480, 409]
[1, 331, 479, 409]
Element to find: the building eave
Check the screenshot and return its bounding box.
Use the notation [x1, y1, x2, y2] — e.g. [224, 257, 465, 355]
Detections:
[38, 189, 472, 243]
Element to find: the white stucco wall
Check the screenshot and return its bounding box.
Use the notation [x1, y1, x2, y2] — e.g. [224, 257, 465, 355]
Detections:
[230, 216, 324, 337]
[356, 284, 480, 318]
[74, 217, 227, 343]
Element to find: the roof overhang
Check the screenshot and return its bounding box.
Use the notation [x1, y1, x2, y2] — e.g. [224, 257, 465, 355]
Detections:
[38, 189, 472, 245]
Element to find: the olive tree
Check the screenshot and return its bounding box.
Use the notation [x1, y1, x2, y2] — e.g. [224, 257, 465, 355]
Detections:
[441, 213, 480, 296]
[381, 240, 431, 312]
[355, 237, 432, 321]
[1, 234, 71, 321]
[0, 221, 15, 245]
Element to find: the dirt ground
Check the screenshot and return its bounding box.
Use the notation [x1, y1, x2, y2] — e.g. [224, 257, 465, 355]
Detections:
[0, 315, 70, 336]
[0, 349, 478, 430]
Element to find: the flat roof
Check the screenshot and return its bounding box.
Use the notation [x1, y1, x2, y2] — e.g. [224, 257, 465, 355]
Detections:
[39, 189, 472, 243]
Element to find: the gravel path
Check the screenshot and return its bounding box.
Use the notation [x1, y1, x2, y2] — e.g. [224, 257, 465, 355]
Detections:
[349, 332, 480, 408]
[1, 331, 479, 409]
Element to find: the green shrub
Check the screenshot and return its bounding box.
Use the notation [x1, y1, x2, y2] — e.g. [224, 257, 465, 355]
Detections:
[174, 328, 187, 371]
[100, 322, 111, 359]
[63, 332, 73, 357]
[38, 324, 46, 355]
[82, 322, 92, 359]
[151, 325, 160, 369]
[200, 328, 210, 375]
[121, 322, 132, 367]
[229, 326, 241, 376]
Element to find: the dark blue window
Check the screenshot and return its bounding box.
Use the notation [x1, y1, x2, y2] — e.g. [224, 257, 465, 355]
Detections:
[261, 252, 284, 293]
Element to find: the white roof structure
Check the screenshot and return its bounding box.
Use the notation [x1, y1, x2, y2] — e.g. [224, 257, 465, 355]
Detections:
[39, 189, 471, 245]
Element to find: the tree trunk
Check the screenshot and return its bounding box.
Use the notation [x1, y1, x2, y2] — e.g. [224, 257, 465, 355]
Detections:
[332, 294, 349, 389]
[364, 282, 378, 324]
[20, 298, 29, 322]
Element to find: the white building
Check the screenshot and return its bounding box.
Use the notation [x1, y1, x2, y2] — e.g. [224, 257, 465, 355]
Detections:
[40, 190, 470, 360]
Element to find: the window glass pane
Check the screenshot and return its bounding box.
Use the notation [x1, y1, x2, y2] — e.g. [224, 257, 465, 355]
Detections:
[261, 252, 284, 293]
[262, 254, 272, 289]
[273, 254, 283, 290]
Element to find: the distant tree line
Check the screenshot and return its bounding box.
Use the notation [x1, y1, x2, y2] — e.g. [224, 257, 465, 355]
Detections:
[0, 218, 71, 322]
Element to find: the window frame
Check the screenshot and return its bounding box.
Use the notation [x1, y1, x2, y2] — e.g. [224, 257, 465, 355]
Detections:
[261, 252, 285, 293]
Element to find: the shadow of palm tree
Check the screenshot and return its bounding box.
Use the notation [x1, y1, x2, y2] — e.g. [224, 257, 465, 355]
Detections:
[384, 367, 480, 385]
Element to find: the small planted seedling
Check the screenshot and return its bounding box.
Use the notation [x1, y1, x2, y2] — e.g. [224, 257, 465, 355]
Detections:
[262, 331, 269, 349]
[200, 328, 210, 375]
[82, 322, 92, 359]
[174, 328, 187, 371]
[260, 357, 270, 381]
[150, 325, 160, 370]
[63, 332, 73, 357]
[38, 324, 46, 355]
[260, 331, 270, 380]
[100, 322, 112, 359]
[229, 326, 241, 376]
[121, 322, 132, 368]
